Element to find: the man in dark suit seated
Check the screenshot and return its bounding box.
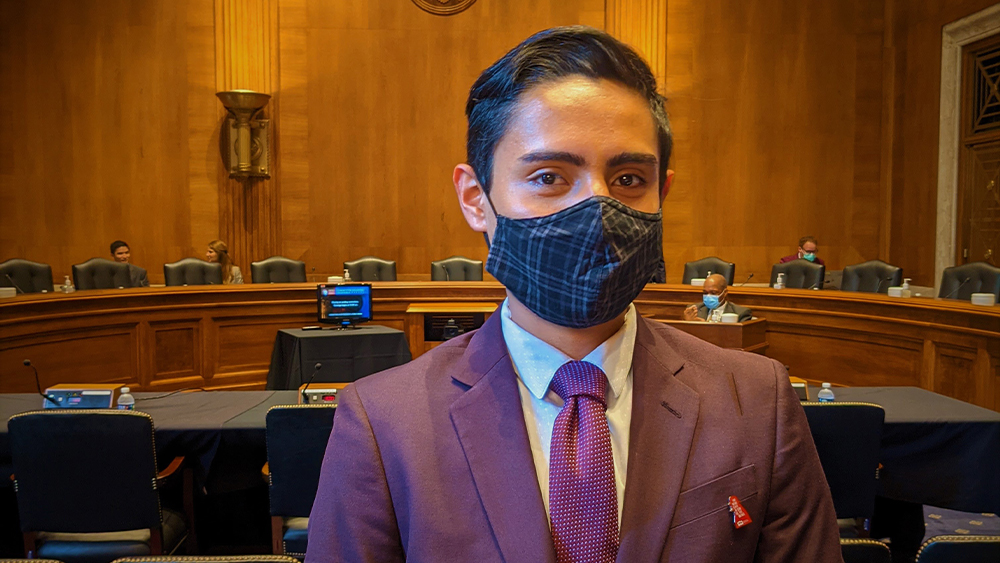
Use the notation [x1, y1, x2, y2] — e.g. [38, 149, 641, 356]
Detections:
[779, 235, 825, 265]
[683, 273, 753, 322]
[306, 26, 839, 563]
[110, 240, 149, 287]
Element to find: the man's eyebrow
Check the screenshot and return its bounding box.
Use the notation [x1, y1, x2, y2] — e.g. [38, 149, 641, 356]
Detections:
[607, 152, 658, 168]
[518, 151, 586, 166]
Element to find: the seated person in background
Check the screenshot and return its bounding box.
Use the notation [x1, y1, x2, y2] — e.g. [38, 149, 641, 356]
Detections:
[779, 235, 825, 265]
[110, 240, 149, 287]
[684, 273, 752, 322]
[205, 239, 243, 284]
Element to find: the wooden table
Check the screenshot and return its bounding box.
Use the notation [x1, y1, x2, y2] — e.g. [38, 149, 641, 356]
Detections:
[1, 283, 998, 411]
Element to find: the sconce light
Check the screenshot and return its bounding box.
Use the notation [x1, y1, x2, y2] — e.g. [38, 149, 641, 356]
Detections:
[216, 90, 271, 178]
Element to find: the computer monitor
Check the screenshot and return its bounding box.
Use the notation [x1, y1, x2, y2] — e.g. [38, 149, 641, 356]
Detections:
[316, 283, 372, 328]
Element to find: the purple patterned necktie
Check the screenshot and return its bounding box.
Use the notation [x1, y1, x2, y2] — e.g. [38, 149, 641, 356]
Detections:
[549, 360, 619, 563]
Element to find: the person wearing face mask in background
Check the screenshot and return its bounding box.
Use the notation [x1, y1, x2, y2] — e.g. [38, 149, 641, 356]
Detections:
[779, 235, 825, 265]
[683, 274, 752, 323]
[307, 27, 840, 563]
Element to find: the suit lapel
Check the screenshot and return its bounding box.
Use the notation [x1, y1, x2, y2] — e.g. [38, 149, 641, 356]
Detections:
[450, 314, 556, 563]
[618, 319, 701, 562]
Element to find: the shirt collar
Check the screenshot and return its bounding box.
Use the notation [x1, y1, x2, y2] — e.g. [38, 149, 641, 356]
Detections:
[500, 299, 636, 401]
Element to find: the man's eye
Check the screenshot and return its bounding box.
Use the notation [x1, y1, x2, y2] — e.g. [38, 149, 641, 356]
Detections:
[615, 174, 643, 187]
[540, 173, 557, 185]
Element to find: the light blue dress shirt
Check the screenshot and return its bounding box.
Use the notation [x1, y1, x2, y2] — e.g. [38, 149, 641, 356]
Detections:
[499, 299, 636, 525]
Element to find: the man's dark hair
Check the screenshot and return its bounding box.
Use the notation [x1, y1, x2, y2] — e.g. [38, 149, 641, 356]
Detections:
[465, 26, 672, 193]
[799, 236, 817, 247]
[110, 240, 129, 254]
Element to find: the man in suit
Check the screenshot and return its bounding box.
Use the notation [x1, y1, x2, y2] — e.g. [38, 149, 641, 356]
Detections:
[779, 235, 825, 266]
[307, 27, 840, 563]
[110, 240, 149, 287]
[683, 273, 753, 322]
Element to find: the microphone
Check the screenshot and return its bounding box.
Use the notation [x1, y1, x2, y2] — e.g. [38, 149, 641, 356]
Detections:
[738, 273, 754, 286]
[301, 362, 323, 402]
[942, 277, 972, 300]
[5, 274, 25, 294]
[875, 276, 894, 294]
[24, 359, 61, 407]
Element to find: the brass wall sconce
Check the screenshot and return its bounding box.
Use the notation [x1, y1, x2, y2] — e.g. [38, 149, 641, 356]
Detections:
[216, 90, 271, 178]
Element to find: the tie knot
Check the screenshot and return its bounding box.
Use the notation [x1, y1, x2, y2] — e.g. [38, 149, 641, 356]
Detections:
[551, 361, 608, 407]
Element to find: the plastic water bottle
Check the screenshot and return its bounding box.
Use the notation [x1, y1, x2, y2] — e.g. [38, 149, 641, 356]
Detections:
[817, 382, 835, 403]
[62, 275, 75, 293]
[117, 387, 135, 410]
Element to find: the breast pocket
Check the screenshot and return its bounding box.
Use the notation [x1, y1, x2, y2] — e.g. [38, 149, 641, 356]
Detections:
[669, 464, 758, 530]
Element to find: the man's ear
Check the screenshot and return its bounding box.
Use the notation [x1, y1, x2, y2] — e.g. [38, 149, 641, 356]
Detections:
[453, 164, 491, 234]
[660, 169, 675, 201]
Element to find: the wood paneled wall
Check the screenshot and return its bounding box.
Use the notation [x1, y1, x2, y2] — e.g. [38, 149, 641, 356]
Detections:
[0, 0, 221, 285]
[2, 0, 996, 286]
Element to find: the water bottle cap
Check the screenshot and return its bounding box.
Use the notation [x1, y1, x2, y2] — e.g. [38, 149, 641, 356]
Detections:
[821, 382, 831, 388]
[121, 386, 130, 393]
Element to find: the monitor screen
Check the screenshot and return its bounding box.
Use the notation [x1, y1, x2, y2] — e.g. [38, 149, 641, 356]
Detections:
[317, 283, 372, 325]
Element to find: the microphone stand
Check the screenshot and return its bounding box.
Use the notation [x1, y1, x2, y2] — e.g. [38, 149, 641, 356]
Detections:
[301, 362, 323, 403]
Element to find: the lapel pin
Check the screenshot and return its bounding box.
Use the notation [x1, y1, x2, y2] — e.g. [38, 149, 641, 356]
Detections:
[729, 495, 752, 529]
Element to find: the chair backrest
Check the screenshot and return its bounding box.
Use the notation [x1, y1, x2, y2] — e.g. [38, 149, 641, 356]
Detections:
[265, 405, 336, 518]
[915, 535, 1000, 563]
[72, 258, 132, 290]
[802, 403, 884, 519]
[344, 256, 396, 282]
[840, 539, 891, 563]
[251, 256, 307, 284]
[164, 258, 224, 286]
[938, 261, 1000, 300]
[682, 257, 736, 285]
[430, 256, 484, 281]
[0, 258, 54, 293]
[112, 557, 301, 563]
[9, 410, 162, 533]
[841, 260, 903, 293]
[770, 260, 826, 289]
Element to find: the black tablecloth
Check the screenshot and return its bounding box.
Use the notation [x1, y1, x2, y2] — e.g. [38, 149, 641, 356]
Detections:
[829, 386, 1000, 513]
[266, 326, 411, 390]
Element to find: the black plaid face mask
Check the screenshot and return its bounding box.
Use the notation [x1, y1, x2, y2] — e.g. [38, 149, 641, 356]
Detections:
[485, 195, 663, 328]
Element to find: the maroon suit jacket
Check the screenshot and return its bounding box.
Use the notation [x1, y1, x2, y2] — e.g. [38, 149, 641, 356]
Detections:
[779, 254, 826, 266]
[306, 313, 841, 563]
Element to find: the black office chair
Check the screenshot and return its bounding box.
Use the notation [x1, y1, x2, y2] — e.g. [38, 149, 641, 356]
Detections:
[841, 260, 903, 294]
[802, 402, 884, 537]
[113, 557, 300, 563]
[770, 260, 826, 289]
[344, 256, 396, 282]
[251, 257, 307, 284]
[840, 539, 891, 563]
[915, 535, 1000, 562]
[9, 410, 191, 563]
[0, 258, 54, 293]
[682, 257, 735, 285]
[430, 256, 483, 281]
[72, 258, 132, 290]
[265, 405, 336, 560]
[938, 261, 1000, 300]
[163, 259, 224, 286]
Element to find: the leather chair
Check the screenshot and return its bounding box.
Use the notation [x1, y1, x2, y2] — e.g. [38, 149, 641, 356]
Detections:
[0, 258, 54, 293]
[163, 259, 224, 286]
[343, 256, 396, 282]
[251, 257, 307, 284]
[915, 535, 1000, 562]
[938, 261, 1000, 300]
[840, 539, 891, 563]
[9, 410, 192, 563]
[113, 557, 299, 563]
[265, 405, 336, 559]
[770, 259, 826, 289]
[682, 257, 735, 285]
[430, 256, 483, 281]
[841, 260, 903, 294]
[72, 258, 131, 290]
[802, 403, 884, 537]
